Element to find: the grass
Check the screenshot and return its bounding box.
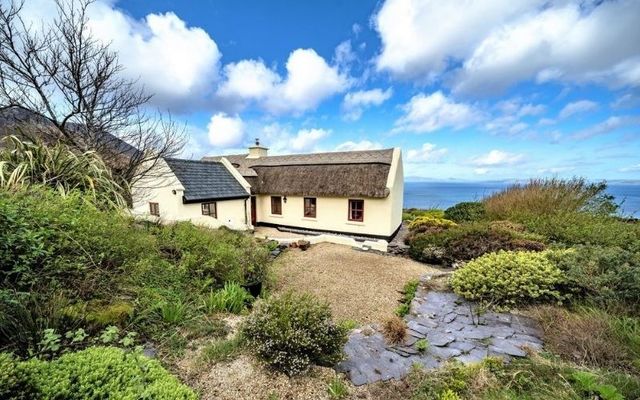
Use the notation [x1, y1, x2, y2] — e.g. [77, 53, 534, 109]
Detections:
[203, 282, 253, 314]
[396, 278, 420, 317]
[327, 376, 349, 399]
[199, 335, 244, 364]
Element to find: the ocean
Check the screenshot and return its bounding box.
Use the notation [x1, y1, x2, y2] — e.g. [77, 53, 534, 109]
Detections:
[404, 181, 640, 218]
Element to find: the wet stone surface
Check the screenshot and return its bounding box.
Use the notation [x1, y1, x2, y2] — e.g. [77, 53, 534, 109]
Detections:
[336, 277, 544, 386]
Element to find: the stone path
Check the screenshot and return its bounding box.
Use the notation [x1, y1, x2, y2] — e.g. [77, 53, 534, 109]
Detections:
[336, 278, 543, 386]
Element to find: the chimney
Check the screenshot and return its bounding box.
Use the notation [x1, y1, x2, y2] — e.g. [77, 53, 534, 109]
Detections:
[247, 137, 268, 158]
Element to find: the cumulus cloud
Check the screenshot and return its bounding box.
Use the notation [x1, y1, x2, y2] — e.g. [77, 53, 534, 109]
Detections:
[374, 0, 640, 93]
[394, 92, 482, 133]
[87, 2, 221, 109]
[289, 128, 331, 152]
[218, 49, 349, 115]
[470, 150, 525, 167]
[342, 88, 393, 121]
[207, 113, 245, 148]
[559, 100, 598, 119]
[335, 140, 384, 152]
[407, 143, 448, 162]
[374, 0, 534, 81]
[453, 1, 640, 94]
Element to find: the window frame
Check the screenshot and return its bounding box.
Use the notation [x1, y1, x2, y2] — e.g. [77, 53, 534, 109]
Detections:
[201, 202, 217, 218]
[303, 197, 317, 218]
[270, 196, 282, 215]
[348, 199, 364, 222]
[149, 202, 159, 216]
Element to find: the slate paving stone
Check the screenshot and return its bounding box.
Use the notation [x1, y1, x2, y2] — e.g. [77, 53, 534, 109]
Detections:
[336, 276, 545, 385]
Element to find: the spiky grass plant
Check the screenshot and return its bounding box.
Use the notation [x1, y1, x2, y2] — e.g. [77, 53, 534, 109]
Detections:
[0, 135, 126, 208]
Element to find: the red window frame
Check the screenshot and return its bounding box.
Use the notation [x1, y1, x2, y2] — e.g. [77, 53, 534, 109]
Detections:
[348, 199, 364, 222]
[201, 202, 217, 218]
[303, 197, 316, 218]
[271, 196, 282, 215]
[149, 202, 159, 216]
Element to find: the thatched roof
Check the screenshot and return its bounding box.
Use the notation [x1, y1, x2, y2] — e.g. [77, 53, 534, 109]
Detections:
[203, 149, 394, 198]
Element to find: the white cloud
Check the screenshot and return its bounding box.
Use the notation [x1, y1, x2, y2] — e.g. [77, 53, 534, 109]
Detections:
[453, 1, 640, 94]
[474, 168, 489, 175]
[470, 150, 525, 167]
[571, 116, 639, 140]
[217, 49, 350, 115]
[407, 143, 448, 162]
[394, 91, 482, 133]
[559, 100, 598, 119]
[207, 113, 245, 148]
[374, 0, 640, 93]
[87, 2, 221, 108]
[374, 0, 535, 81]
[620, 164, 640, 173]
[289, 128, 331, 152]
[334, 40, 356, 70]
[342, 88, 393, 121]
[335, 140, 383, 152]
[352, 23, 362, 36]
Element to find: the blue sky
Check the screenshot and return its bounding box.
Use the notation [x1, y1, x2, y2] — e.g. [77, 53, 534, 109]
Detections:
[23, 0, 640, 181]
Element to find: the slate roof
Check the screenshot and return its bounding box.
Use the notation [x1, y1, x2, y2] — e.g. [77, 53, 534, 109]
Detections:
[164, 158, 249, 203]
[202, 148, 395, 198]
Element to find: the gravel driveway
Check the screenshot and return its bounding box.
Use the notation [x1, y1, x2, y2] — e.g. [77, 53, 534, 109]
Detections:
[273, 243, 441, 324]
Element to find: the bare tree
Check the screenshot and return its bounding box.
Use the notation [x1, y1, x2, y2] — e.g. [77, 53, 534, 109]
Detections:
[0, 0, 186, 190]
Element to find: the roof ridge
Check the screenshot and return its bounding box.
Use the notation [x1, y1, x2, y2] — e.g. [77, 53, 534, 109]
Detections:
[165, 157, 221, 164]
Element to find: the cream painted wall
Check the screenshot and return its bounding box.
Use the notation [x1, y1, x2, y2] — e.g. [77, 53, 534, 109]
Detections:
[253, 147, 404, 238]
[130, 159, 251, 230]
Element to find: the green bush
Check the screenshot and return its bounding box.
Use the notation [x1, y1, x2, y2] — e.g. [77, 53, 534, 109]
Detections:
[0, 347, 196, 399]
[403, 208, 445, 221]
[242, 291, 347, 375]
[408, 216, 457, 232]
[155, 222, 270, 286]
[443, 202, 486, 223]
[408, 222, 545, 265]
[451, 250, 564, 308]
[547, 246, 640, 308]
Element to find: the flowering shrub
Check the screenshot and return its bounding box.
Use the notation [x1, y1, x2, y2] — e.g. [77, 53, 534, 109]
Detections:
[408, 216, 457, 233]
[0, 347, 196, 399]
[444, 202, 486, 223]
[450, 250, 564, 309]
[242, 291, 347, 375]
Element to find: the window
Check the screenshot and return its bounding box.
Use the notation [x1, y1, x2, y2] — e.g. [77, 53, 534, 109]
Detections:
[201, 202, 217, 218]
[271, 196, 282, 215]
[149, 202, 159, 216]
[303, 197, 316, 218]
[348, 199, 364, 222]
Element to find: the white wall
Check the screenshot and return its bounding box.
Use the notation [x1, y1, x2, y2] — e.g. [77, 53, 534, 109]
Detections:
[131, 160, 251, 230]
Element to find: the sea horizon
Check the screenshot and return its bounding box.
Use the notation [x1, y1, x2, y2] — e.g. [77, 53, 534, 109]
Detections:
[404, 180, 640, 218]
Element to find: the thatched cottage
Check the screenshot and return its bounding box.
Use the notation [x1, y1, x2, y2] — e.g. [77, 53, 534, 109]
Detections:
[133, 141, 404, 241]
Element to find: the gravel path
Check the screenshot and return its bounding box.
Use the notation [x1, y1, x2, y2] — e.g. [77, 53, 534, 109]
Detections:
[273, 243, 441, 324]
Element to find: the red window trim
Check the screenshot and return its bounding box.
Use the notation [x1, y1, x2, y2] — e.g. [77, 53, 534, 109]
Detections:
[303, 197, 316, 218]
[348, 199, 364, 222]
[271, 196, 282, 215]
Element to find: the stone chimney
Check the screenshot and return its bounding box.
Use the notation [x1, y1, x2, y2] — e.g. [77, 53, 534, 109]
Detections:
[247, 138, 268, 158]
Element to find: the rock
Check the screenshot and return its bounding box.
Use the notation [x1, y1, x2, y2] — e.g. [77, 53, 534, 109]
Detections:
[489, 339, 528, 357]
[426, 332, 456, 347]
[449, 340, 476, 353]
[297, 240, 311, 250]
[142, 345, 156, 358]
[456, 348, 488, 365]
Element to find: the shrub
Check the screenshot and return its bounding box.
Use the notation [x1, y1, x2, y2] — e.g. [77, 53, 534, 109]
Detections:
[382, 315, 406, 344]
[203, 282, 253, 314]
[0, 347, 196, 399]
[483, 178, 619, 220]
[408, 216, 457, 232]
[242, 291, 347, 375]
[547, 246, 640, 308]
[403, 208, 444, 221]
[444, 202, 486, 223]
[450, 250, 564, 309]
[155, 222, 270, 286]
[408, 222, 546, 265]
